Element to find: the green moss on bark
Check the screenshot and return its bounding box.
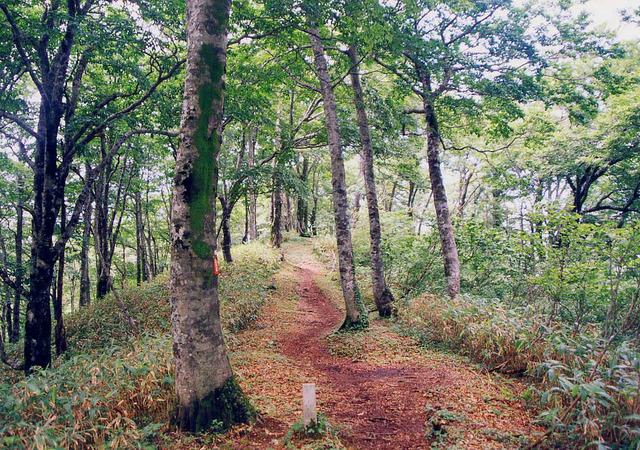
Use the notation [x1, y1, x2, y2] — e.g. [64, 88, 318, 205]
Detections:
[340, 284, 369, 331]
[188, 44, 227, 260]
[178, 376, 255, 433]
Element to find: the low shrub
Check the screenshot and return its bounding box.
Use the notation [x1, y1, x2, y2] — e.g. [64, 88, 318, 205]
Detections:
[399, 295, 640, 448]
[282, 413, 342, 449]
[219, 242, 281, 333]
[0, 335, 172, 449]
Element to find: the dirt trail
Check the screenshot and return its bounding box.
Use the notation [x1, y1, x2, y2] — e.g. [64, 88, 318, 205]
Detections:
[279, 254, 428, 448]
[276, 242, 544, 449]
[220, 241, 544, 449]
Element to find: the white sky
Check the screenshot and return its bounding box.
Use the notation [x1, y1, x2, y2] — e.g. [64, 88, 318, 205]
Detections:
[578, 0, 640, 41]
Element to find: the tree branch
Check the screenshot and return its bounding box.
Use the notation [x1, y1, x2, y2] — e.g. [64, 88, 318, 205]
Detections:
[0, 2, 45, 95]
[53, 129, 178, 257]
[0, 110, 42, 140]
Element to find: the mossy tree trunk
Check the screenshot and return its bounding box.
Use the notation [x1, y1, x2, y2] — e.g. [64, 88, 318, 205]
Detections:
[308, 26, 366, 330]
[347, 45, 395, 318]
[170, 0, 253, 432]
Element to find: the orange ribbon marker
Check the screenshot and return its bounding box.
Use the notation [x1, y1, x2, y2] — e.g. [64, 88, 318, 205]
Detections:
[213, 256, 220, 275]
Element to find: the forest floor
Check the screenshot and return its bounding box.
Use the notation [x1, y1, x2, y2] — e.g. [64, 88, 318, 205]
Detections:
[204, 239, 545, 449]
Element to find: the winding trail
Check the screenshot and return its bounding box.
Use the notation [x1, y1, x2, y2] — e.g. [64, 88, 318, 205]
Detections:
[279, 253, 431, 448]
[226, 240, 544, 449]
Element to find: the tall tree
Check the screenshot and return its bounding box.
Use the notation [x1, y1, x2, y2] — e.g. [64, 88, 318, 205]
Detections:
[347, 45, 395, 317]
[170, 0, 253, 431]
[373, 0, 567, 297]
[246, 126, 259, 241]
[12, 170, 24, 342]
[307, 23, 366, 329]
[79, 185, 92, 307]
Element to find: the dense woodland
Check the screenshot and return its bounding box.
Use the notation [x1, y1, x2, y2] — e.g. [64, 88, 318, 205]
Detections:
[0, 0, 639, 448]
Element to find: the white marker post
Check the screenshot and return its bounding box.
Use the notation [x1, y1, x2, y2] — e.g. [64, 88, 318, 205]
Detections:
[302, 383, 317, 426]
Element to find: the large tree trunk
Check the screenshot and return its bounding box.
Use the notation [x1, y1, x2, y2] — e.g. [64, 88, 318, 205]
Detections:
[25, 97, 63, 372]
[348, 46, 395, 317]
[171, 0, 253, 432]
[79, 190, 93, 307]
[308, 27, 366, 329]
[422, 98, 461, 298]
[26, 203, 56, 371]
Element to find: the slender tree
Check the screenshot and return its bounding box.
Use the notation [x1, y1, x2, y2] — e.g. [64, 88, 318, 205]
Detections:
[347, 45, 395, 317]
[11, 172, 23, 341]
[0, 0, 183, 371]
[79, 187, 92, 307]
[307, 24, 366, 329]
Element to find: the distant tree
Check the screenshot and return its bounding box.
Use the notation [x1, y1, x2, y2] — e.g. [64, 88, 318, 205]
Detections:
[306, 19, 367, 329]
[372, 0, 607, 297]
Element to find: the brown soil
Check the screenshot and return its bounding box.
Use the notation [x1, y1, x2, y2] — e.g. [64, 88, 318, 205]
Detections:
[216, 241, 545, 449]
[280, 257, 432, 448]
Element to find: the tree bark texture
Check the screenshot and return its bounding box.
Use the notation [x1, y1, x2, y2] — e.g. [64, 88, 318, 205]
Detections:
[136, 191, 149, 284]
[422, 98, 461, 298]
[144, 185, 158, 277]
[11, 188, 23, 342]
[54, 197, 67, 355]
[94, 138, 112, 300]
[270, 124, 283, 248]
[219, 197, 233, 263]
[0, 228, 13, 343]
[171, 0, 253, 432]
[297, 156, 310, 236]
[348, 46, 395, 317]
[3, 0, 179, 372]
[308, 28, 365, 329]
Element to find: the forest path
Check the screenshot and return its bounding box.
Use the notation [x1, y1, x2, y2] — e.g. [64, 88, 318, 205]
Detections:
[224, 239, 544, 449]
[279, 241, 432, 449]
